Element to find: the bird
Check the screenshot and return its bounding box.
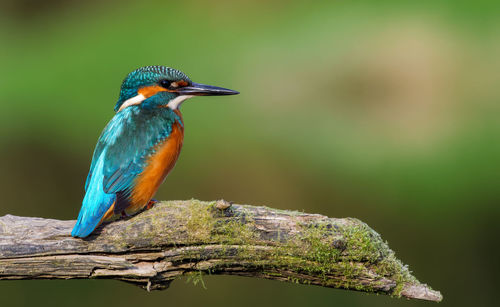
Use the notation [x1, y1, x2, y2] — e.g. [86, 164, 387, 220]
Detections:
[71, 65, 239, 238]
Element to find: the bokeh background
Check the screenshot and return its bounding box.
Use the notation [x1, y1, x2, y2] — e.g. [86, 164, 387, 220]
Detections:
[1, 0, 499, 306]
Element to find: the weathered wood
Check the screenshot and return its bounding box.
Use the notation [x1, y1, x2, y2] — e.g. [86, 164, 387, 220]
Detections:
[0, 200, 442, 302]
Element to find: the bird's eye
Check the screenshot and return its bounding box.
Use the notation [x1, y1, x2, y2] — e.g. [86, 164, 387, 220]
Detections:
[159, 79, 171, 88]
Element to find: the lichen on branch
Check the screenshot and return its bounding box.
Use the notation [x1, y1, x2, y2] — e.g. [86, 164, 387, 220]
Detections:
[0, 200, 442, 302]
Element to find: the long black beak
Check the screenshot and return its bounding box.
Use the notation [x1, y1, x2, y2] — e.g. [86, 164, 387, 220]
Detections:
[177, 82, 239, 96]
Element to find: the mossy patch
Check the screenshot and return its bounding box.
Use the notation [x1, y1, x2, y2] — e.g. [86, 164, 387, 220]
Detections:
[106, 200, 423, 297]
[178, 199, 257, 244]
[341, 221, 387, 262]
[250, 217, 418, 295]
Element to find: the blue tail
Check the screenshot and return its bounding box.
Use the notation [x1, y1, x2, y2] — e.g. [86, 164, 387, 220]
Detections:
[72, 152, 115, 238]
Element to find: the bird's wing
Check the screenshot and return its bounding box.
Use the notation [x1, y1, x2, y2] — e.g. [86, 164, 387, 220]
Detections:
[100, 108, 176, 195]
[72, 107, 177, 237]
[84, 134, 106, 192]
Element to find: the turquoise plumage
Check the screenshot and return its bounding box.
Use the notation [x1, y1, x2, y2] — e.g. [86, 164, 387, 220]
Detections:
[71, 66, 238, 238]
[72, 107, 180, 237]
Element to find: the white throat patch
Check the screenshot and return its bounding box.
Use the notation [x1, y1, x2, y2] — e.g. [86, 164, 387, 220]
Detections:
[167, 95, 194, 110]
[118, 94, 146, 112]
[117, 94, 194, 112]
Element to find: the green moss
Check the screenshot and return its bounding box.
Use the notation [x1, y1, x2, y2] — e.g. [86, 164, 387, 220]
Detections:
[341, 221, 386, 262]
[132, 200, 259, 268]
[272, 220, 345, 276]
[391, 282, 406, 298]
[183, 200, 215, 242]
[184, 270, 207, 289]
[301, 225, 340, 263]
[118, 200, 421, 297]
[242, 217, 417, 294]
[177, 199, 257, 245]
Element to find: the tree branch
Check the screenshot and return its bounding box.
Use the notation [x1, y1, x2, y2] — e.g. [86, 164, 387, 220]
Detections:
[0, 200, 442, 302]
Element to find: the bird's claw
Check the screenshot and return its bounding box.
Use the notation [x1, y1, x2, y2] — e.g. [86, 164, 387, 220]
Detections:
[146, 199, 158, 210]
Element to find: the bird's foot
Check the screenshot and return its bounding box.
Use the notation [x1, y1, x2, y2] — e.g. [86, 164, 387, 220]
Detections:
[146, 199, 158, 210]
[120, 211, 131, 219]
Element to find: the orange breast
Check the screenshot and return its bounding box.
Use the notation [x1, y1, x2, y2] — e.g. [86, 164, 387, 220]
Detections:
[127, 115, 184, 213]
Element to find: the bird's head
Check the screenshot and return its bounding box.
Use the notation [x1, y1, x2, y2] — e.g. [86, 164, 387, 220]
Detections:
[115, 66, 239, 112]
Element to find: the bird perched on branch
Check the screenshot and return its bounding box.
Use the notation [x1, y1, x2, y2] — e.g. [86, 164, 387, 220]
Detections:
[71, 66, 239, 237]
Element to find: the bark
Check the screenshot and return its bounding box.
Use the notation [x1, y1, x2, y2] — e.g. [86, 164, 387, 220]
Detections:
[0, 200, 442, 302]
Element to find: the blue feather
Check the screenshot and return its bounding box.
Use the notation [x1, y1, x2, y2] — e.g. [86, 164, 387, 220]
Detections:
[72, 104, 182, 237]
[72, 150, 115, 237]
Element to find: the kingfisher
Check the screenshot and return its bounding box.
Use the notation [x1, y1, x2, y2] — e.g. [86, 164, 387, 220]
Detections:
[71, 66, 239, 238]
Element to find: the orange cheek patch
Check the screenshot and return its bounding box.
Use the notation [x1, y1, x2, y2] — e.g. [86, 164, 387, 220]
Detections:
[138, 85, 170, 98]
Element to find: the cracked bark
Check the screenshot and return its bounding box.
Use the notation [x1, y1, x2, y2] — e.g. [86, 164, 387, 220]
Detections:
[0, 200, 442, 302]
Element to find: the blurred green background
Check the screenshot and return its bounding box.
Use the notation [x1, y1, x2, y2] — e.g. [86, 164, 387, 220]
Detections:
[0, 0, 499, 306]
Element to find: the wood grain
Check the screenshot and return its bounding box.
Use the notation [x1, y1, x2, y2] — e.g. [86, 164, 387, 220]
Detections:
[0, 200, 442, 302]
